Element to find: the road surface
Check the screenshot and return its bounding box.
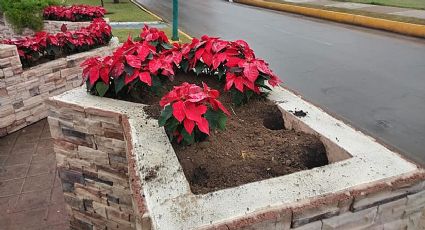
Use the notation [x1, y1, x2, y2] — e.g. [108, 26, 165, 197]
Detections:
[137, 0, 425, 165]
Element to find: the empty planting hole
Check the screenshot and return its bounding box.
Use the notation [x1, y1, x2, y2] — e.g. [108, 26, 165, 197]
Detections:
[263, 111, 285, 130]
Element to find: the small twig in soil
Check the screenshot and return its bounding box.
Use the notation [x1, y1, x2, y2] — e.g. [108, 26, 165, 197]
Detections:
[230, 106, 237, 116]
[230, 106, 245, 122]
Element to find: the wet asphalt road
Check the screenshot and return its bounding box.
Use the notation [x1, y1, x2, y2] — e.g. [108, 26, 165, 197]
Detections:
[136, 0, 425, 165]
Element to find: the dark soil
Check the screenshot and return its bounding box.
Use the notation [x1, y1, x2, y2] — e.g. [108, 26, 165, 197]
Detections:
[294, 110, 307, 117]
[135, 73, 329, 194]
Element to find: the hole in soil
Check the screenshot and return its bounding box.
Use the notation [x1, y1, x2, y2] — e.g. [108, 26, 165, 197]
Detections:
[263, 111, 285, 130]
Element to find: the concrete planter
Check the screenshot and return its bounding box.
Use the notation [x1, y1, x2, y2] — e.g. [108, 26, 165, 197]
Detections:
[0, 41, 117, 137]
[47, 86, 425, 230]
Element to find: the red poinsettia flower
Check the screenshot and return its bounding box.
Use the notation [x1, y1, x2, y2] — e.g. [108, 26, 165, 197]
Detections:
[160, 82, 230, 139]
[44, 5, 106, 22]
[1, 19, 111, 67]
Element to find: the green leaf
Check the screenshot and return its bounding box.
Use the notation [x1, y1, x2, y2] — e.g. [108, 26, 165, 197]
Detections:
[95, 81, 109, 97]
[150, 75, 162, 95]
[246, 90, 254, 100]
[180, 60, 189, 73]
[181, 128, 195, 145]
[217, 67, 225, 81]
[165, 118, 180, 133]
[150, 41, 159, 47]
[124, 64, 134, 76]
[114, 77, 125, 94]
[217, 112, 227, 130]
[158, 105, 173, 127]
[161, 43, 173, 50]
[204, 109, 227, 131]
[194, 62, 206, 75]
[255, 77, 272, 91]
[232, 90, 246, 106]
[86, 80, 94, 91]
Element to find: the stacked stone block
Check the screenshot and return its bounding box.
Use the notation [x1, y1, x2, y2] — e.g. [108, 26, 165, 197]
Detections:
[204, 181, 425, 230]
[0, 13, 108, 39]
[47, 100, 141, 230]
[43, 19, 109, 35]
[0, 43, 115, 137]
[47, 92, 425, 230]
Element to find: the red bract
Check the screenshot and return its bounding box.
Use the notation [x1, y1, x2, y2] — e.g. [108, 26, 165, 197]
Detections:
[81, 56, 112, 85]
[44, 5, 106, 22]
[0, 19, 111, 67]
[81, 26, 179, 97]
[140, 25, 169, 44]
[181, 35, 281, 104]
[159, 82, 230, 144]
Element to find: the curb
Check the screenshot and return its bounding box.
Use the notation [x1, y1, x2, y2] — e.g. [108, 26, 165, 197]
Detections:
[234, 0, 425, 38]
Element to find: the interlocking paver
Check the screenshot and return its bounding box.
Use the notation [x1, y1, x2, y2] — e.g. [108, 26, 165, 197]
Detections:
[4, 152, 33, 166]
[11, 142, 37, 154]
[22, 172, 55, 192]
[28, 162, 56, 176]
[0, 164, 29, 180]
[0, 154, 9, 164]
[0, 119, 69, 229]
[0, 146, 13, 154]
[32, 148, 56, 164]
[14, 190, 51, 212]
[8, 207, 49, 230]
[0, 179, 25, 197]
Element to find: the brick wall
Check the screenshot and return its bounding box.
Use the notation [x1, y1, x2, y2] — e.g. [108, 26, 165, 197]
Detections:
[0, 43, 116, 137]
[47, 100, 142, 230]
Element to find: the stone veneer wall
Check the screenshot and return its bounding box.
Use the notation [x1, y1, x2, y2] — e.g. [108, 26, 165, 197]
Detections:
[47, 100, 144, 230]
[210, 180, 425, 230]
[47, 90, 425, 230]
[0, 43, 115, 137]
[0, 13, 107, 40]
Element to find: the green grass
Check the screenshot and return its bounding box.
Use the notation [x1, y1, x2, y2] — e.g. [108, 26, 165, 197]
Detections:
[333, 0, 425, 10]
[112, 28, 192, 44]
[66, 0, 192, 44]
[65, 0, 158, 22]
[265, 0, 425, 25]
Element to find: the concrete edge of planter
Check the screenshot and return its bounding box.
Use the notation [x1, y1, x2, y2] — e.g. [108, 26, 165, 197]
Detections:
[48, 86, 425, 230]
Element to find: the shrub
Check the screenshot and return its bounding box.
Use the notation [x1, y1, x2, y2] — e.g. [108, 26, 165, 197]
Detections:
[43, 5, 106, 22]
[1, 19, 112, 67]
[81, 26, 180, 97]
[159, 82, 230, 144]
[181, 35, 281, 105]
[0, 0, 62, 33]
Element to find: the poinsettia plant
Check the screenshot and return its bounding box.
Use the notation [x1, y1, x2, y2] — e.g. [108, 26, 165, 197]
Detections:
[0, 19, 111, 67]
[158, 82, 230, 144]
[181, 35, 281, 105]
[81, 27, 180, 97]
[43, 5, 106, 22]
[139, 25, 173, 52]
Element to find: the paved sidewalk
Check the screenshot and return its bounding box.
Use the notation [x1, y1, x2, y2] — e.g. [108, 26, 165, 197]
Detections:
[0, 119, 68, 230]
[273, 0, 425, 19]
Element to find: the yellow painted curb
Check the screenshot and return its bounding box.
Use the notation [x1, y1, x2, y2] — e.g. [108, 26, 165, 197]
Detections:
[235, 0, 425, 38]
[178, 29, 193, 40]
